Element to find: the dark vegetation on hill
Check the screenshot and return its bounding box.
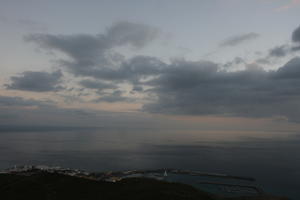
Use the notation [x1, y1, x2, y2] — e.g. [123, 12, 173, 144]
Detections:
[0, 172, 288, 200]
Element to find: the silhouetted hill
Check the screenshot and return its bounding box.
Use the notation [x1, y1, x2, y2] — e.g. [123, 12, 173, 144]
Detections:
[0, 172, 288, 200]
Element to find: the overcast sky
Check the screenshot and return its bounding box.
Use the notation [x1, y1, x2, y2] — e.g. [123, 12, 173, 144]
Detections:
[1, 0, 300, 130]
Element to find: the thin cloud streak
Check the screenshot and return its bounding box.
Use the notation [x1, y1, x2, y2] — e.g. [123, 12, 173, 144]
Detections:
[219, 33, 260, 47]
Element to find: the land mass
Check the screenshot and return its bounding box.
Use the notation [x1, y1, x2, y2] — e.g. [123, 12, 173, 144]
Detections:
[0, 172, 288, 200]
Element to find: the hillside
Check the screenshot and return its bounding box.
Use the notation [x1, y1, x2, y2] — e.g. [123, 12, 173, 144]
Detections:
[0, 172, 288, 200]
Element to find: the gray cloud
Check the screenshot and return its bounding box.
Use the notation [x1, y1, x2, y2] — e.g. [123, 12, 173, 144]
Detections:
[5, 70, 63, 92]
[25, 33, 106, 65]
[269, 45, 289, 57]
[267, 25, 300, 58]
[0, 95, 49, 107]
[57, 55, 165, 87]
[94, 90, 130, 103]
[25, 21, 160, 79]
[292, 25, 300, 43]
[18, 22, 300, 123]
[275, 57, 300, 79]
[142, 57, 300, 122]
[223, 57, 245, 68]
[131, 85, 144, 93]
[105, 21, 160, 49]
[14, 20, 163, 104]
[220, 32, 260, 47]
[291, 45, 300, 52]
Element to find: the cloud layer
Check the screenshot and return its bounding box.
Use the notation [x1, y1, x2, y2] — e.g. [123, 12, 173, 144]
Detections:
[25, 21, 160, 80]
[3, 22, 300, 123]
[143, 58, 300, 121]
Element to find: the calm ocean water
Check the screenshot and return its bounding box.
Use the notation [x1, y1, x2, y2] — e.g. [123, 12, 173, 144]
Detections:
[0, 128, 299, 199]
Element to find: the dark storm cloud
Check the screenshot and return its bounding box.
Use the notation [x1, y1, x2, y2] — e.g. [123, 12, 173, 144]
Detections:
[219, 32, 260, 47]
[292, 25, 300, 43]
[142, 57, 300, 121]
[5, 70, 63, 92]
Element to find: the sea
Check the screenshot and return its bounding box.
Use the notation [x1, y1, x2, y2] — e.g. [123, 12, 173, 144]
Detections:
[0, 127, 299, 199]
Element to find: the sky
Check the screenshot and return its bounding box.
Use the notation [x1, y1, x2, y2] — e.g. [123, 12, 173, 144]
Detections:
[1, 0, 300, 131]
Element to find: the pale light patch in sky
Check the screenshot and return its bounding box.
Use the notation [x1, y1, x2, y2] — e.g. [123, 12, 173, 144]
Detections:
[274, 0, 300, 11]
